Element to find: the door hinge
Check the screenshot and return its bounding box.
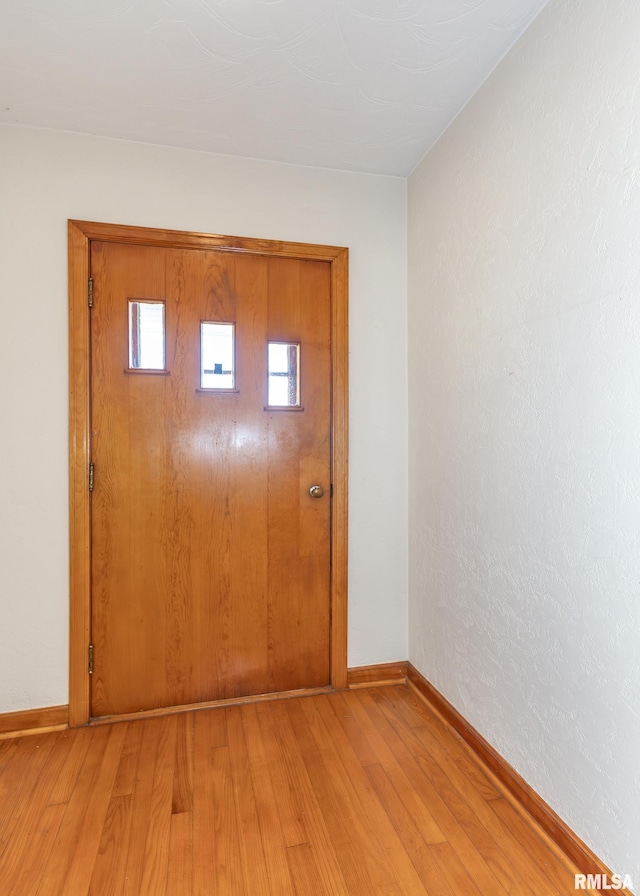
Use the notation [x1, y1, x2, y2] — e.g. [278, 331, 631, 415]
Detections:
[88, 644, 94, 675]
[88, 463, 94, 492]
[88, 277, 93, 309]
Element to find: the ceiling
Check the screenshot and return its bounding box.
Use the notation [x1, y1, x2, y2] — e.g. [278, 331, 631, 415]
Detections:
[0, 0, 548, 176]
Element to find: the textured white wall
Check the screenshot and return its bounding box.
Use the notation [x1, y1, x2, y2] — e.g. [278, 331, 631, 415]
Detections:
[408, 0, 640, 884]
[0, 125, 408, 712]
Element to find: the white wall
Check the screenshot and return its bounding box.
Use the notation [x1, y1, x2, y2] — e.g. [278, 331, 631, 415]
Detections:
[408, 0, 640, 884]
[0, 125, 408, 712]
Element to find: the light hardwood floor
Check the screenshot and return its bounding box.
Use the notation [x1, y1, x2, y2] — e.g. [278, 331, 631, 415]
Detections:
[0, 685, 587, 895]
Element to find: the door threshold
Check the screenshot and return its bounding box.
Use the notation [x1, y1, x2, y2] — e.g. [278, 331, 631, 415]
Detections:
[88, 684, 334, 726]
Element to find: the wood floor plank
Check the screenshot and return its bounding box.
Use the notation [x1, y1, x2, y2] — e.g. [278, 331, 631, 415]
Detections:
[166, 811, 194, 896]
[409, 720, 548, 895]
[192, 710, 219, 896]
[226, 706, 271, 896]
[211, 745, 244, 895]
[0, 733, 57, 843]
[265, 701, 349, 896]
[0, 686, 592, 896]
[46, 728, 94, 806]
[402, 689, 502, 802]
[171, 711, 194, 815]
[112, 720, 145, 798]
[295, 695, 430, 895]
[9, 802, 67, 896]
[364, 689, 516, 896]
[364, 762, 458, 896]
[80, 724, 136, 896]
[427, 841, 494, 896]
[324, 689, 379, 767]
[334, 690, 447, 846]
[166, 715, 195, 895]
[0, 737, 20, 779]
[490, 795, 588, 895]
[139, 715, 177, 895]
[122, 718, 162, 895]
[412, 716, 573, 896]
[193, 710, 243, 896]
[284, 698, 382, 894]
[0, 731, 73, 890]
[254, 701, 307, 848]
[372, 688, 564, 896]
[39, 723, 127, 896]
[394, 688, 581, 896]
[286, 842, 328, 896]
[342, 690, 534, 896]
[240, 703, 295, 896]
[88, 793, 133, 896]
[91, 726, 144, 896]
[0, 736, 56, 846]
[384, 683, 432, 729]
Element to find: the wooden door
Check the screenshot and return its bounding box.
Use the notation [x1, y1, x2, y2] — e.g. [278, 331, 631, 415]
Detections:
[89, 239, 333, 717]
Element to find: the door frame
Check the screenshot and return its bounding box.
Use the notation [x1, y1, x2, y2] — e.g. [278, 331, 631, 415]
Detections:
[68, 219, 349, 727]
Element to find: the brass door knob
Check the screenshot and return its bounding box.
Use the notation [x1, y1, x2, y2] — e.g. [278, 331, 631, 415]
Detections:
[309, 485, 324, 498]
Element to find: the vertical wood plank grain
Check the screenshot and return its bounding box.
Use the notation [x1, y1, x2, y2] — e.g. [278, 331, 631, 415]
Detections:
[122, 719, 162, 895]
[226, 706, 271, 896]
[138, 716, 177, 895]
[87, 794, 133, 896]
[267, 700, 349, 895]
[8, 802, 66, 896]
[39, 724, 127, 895]
[0, 733, 70, 887]
[286, 698, 411, 895]
[241, 704, 296, 895]
[192, 709, 232, 896]
[166, 811, 194, 896]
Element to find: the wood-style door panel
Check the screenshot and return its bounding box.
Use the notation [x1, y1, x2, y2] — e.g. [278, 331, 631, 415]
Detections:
[89, 240, 332, 716]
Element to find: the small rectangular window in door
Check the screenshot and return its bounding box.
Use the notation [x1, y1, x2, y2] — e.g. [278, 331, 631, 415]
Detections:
[267, 342, 301, 408]
[200, 322, 236, 390]
[128, 300, 166, 370]
[129, 299, 165, 371]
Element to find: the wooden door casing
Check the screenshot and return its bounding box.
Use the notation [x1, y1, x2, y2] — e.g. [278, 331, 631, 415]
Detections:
[68, 221, 348, 726]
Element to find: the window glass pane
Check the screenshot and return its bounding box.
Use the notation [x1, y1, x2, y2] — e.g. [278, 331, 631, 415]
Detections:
[201, 322, 235, 389]
[128, 301, 165, 370]
[268, 342, 300, 407]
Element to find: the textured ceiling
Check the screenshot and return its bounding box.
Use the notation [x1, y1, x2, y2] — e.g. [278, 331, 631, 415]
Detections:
[0, 0, 548, 176]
